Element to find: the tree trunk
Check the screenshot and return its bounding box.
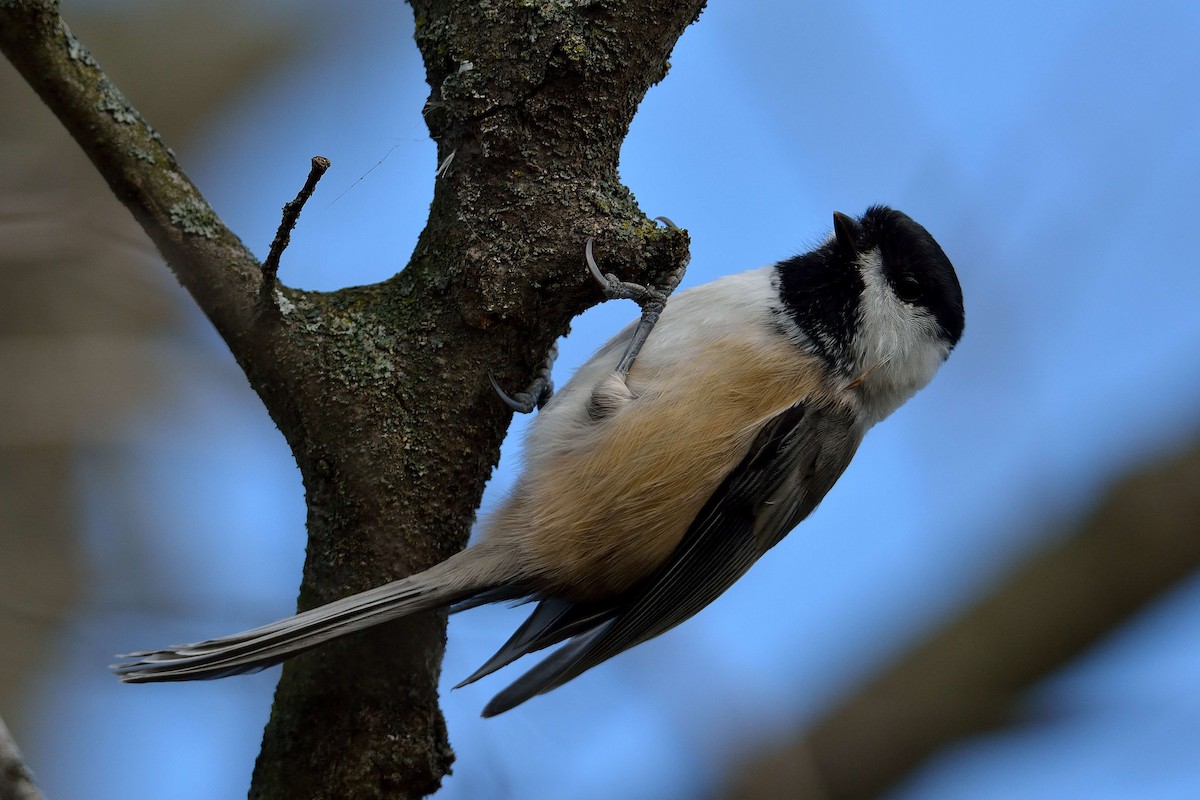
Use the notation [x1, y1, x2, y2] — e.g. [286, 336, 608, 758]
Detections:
[0, 1, 704, 797]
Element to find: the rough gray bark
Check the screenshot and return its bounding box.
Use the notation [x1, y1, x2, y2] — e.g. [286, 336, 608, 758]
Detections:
[0, 1, 702, 797]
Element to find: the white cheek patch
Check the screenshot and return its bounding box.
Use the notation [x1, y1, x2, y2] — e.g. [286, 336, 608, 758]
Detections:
[853, 249, 948, 421]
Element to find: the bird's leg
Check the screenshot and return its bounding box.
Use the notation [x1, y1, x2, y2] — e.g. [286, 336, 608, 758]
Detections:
[490, 342, 558, 414]
[492, 217, 683, 412]
[587, 217, 686, 378]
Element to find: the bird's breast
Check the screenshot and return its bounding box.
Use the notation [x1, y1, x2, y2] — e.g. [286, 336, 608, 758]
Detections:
[483, 335, 836, 601]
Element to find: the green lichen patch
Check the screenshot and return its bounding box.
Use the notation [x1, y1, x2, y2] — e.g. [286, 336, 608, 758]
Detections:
[95, 76, 138, 124]
[169, 197, 220, 239]
[63, 24, 97, 67]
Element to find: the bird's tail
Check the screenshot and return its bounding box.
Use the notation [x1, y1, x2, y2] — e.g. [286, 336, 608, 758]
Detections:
[112, 540, 518, 683]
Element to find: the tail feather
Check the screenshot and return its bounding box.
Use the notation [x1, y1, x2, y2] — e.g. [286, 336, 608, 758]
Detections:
[454, 597, 615, 689]
[113, 543, 513, 682]
[480, 620, 615, 717]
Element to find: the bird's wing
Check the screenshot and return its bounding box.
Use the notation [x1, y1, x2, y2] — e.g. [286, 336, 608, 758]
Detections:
[476, 400, 862, 716]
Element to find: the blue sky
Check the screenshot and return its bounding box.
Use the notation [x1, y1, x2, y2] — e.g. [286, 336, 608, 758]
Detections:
[21, 1, 1200, 798]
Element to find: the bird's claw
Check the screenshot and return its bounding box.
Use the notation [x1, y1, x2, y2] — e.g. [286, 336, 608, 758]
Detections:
[490, 343, 558, 414]
[586, 237, 659, 304]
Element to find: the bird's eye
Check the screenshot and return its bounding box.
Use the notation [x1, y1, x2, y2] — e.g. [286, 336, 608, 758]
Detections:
[896, 274, 923, 303]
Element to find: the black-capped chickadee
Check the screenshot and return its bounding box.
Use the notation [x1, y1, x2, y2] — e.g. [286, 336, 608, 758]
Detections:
[113, 206, 964, 717]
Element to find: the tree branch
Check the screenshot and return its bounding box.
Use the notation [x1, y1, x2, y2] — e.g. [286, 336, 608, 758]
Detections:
[0, 715, 43, 800]
[261, 155, 331, 303]
[0, 1, 262, 350]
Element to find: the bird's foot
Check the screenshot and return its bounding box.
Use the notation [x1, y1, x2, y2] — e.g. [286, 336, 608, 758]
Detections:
[586, 217, 685, 377]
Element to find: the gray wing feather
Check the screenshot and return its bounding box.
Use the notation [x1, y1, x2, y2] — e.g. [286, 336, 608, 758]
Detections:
[479, 401, 861, 716]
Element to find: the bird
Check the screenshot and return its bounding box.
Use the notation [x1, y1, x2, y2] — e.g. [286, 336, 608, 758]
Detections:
[113, 205, 965, 717]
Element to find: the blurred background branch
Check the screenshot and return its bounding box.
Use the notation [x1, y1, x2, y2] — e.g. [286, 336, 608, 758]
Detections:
[725, 440, 1200, 799]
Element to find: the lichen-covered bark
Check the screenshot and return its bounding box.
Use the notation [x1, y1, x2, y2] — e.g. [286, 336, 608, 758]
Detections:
[1, 0, 704, 797]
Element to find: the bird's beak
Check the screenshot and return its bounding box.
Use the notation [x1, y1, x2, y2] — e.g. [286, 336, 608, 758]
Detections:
[832, 211, 860, 258]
